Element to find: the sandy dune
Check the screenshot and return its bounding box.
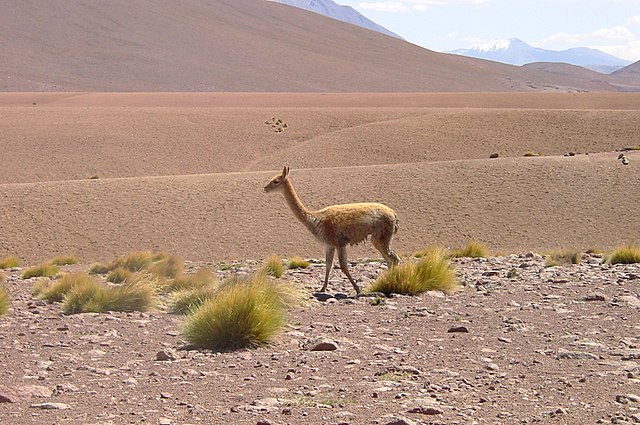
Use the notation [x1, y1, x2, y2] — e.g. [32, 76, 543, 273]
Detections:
[1, 92, 638, 264]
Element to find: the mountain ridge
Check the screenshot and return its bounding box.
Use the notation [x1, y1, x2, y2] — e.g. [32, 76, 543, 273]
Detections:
[268, 0, 402, 39]
[450, 37, 631, 74]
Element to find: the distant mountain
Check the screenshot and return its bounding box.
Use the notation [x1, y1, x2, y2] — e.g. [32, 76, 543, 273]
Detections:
[269, 0, 402, 39]
[449, 38, 631, 73]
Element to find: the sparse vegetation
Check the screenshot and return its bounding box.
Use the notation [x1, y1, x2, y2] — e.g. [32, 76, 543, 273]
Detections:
[0, 271, 5, 283]
[162, 267, 217, 293]
[524, 151, 543, 157]
[545, 249, 581, 267]
[0, 256, 21, 269]
[50, 255, 80, 266]
[35, 272, 96, 303]
[0, 286, 10, 317]
[169, 285, 219, 315]
[181, 273, 300, 351]
[367, 249, 459, 296]
[22, 263, 60, 279]
[88, 251, 184, 280]
[261, 255, 285, 278]
[287, 256, 311, 269]
[107, 267, 134, 284]
[607, 243, 640, 265]
[449, 240, 489, 259]
[63, 278, 156, 315]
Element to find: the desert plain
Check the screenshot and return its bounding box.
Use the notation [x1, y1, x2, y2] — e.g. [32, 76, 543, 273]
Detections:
[0, 91, 639, 424]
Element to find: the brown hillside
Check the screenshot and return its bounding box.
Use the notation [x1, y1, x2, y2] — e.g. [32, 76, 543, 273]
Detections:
[0, 0, 632, 92]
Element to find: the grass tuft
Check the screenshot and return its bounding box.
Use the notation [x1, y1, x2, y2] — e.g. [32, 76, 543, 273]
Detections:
[107, 267, 134, 284]
[261, 255, 285, 278]
[544, 249, 581, 267]
[607, 243, 640, 265]
[287, 256, 311, 269]
[0, 286, 10, 317]
[89, 262, 113, 275]
[0, 256, 21, 269]
[50, 255, 80, 266]
[449, 240, 489, 259]
[181, 273, 298, 351]
[169, 286, 219, 315]
[163, 268, 217, 293]
[63, 279, 156, 315]
[22, 263, 60, 279]
[367, 250, 459, 296]
[36, 272, 96, 303]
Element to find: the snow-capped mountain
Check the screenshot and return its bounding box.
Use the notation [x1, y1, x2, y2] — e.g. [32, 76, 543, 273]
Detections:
[449, 38, 631, 73]
[269, 0, 402, 39]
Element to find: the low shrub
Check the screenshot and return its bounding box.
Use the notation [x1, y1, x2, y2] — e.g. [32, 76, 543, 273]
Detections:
[169, 285, 219, 315]
[163, 268, 217, 293]
[22, 263, 60, 279]
[149, 252, 184, 279]
[50, 255, 80, 266]
[261, 255, 284, 278]
[607, 244, 640, 264]
[449, 240, 489, 259]
[63, 279, 156, 314]
[545, 250, 581, 267]
[36, 272, 96, 303]
[89, 262, 113, 275]
[107, 267, 134, 284]
[367, 250, 459, 296]
[287, 256, 311, 269]
[0, 256, 20, 269]
[181, 273, 297, 351]
[0, 287, 10, 317]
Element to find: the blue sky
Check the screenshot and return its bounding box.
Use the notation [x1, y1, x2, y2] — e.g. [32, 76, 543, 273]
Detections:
[336, 0, 640, 61]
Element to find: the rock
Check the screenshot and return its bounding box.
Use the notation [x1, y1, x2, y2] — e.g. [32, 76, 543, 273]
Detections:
[556, 350, 598, 360]
[156, 349, 178, 361]
[382, 415, 416, 425]
[583, 293, 606, 302]
[616, 394, 640, 404]
[448, 326, 469, 333]
[618, 296, 640, 308]
[31, 402, 71, 410]
[313, 293, 335, 302]
[308, 339, 338, 351]
[158, 418, 173, 425]
[489, 153, 499, 159]
[0, 385, 33, 403]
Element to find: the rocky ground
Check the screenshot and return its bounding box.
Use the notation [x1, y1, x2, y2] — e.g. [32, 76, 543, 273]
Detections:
[1, 253, 639, 425]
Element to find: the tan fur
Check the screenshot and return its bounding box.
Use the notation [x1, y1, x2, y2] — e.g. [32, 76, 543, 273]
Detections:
[264, 166, 399, 294]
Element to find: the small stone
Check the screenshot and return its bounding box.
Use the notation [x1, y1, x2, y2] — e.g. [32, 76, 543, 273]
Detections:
[557, 350, 598, 360]
[448, 326, 469, 333]
[31, 402, 71, 410]
[313, 293, 335, 302]
[583, 293, 606, 302]
[308, 340, 338, 351]
[159, 418, 173, 425]
[382, 415, 416, 425]
[156, 349, 178, 361]
[407, 406, 444, 415]
[489, 153, 499, 159]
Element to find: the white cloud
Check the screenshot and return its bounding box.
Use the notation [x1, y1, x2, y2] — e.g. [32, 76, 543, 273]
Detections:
[537, 26, 639, 61]
[358, 1, 409, 12]
[629, 15, 640, 26]
[357, 0, 489, 12]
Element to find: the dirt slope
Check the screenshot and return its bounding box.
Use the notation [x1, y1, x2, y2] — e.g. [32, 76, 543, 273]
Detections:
[0, 0, 632, 92]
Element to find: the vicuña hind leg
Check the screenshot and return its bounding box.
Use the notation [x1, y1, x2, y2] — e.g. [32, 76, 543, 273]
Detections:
[372, 237, 400, 268]
[321, 246, 335, 292]
[337, 246, 361, 294]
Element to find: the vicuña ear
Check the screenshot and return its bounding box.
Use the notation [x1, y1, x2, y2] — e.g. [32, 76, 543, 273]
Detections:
[282, 166, 289, 177]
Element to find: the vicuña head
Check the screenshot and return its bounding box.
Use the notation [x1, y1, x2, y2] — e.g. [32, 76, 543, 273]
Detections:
[264, 166, 400, 294]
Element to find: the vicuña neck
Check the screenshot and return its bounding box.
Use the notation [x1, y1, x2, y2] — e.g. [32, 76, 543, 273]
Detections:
[282, 179, 317, 233]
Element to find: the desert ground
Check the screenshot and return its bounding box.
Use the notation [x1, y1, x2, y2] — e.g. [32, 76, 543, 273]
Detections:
[1, 92, 639, 424]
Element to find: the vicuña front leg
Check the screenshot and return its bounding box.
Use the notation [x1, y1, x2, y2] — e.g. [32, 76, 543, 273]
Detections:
[337, 246, 361, 294]
[321, 246, 335, 292]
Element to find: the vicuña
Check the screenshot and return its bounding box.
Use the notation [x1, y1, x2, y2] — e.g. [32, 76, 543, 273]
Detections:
[264, 166, 400, 293]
